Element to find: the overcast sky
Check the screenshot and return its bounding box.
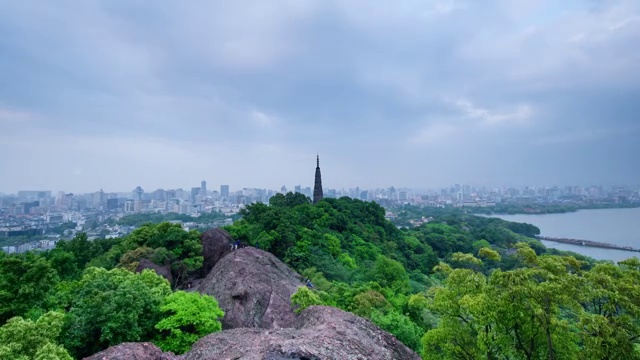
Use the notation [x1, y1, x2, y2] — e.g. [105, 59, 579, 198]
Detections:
[1, 0, 639, 193]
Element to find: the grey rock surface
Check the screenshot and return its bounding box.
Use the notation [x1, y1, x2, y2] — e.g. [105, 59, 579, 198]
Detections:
[135, 259, 174, 285]
[197, 246, 303, 329]
[200, 228, 233, 277]
[83, 342, 177, 360]
[183, 306, 421, 360]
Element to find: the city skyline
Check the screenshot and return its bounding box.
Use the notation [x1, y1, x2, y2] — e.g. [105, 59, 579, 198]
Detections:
[1, 1, 639, 192]
[2, 182, 639, 198]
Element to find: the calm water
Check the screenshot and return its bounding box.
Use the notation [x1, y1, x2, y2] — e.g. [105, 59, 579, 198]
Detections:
[490, 207, 640, 262]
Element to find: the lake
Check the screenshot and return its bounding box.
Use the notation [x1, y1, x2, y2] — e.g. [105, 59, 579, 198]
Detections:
[489, 207, 640, 262]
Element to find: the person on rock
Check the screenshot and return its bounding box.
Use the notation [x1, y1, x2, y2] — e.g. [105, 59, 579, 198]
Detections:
[305, 278, 314, 288]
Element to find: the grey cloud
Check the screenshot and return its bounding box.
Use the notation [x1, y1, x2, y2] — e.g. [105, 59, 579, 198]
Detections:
[0, 0, 638, 192]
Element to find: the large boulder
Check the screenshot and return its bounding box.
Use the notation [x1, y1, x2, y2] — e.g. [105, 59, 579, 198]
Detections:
[135, 259, 173, 285]
[197, 247, 302, 329]
[183, 306, 421, 360]
[200, 228, 234, 276]
[83, 342, 177, 360]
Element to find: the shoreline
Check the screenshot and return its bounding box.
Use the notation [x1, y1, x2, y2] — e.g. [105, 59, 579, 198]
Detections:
[473, 203, 640, 216]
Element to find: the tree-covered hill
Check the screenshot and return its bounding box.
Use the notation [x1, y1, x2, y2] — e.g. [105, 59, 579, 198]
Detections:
[0, 192, 638, 359]
[225, 193, 639, 357]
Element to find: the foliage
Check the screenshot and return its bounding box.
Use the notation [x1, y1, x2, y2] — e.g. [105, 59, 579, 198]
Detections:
[423, 249, 640, 360]
[370, 309, 424, 352]
[0, 253, 58, 323]
[226, 195, 581, 354]
[0, 311, 71, 360]
[3, 193, 636, 358]
[48, 233, 120, 279]
[60, 267, 172, 358]
[368, 255, 411, 293]
[477, 247, 501, 262]
[116, 211, 229, 227]
[155, 291, 224, 354]
[92, 222, 203, 288]
[291, 286, 324, 314]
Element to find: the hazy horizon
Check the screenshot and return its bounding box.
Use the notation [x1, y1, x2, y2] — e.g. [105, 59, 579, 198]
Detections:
[1, 1, 639, 193]
[2, 180, 638, 197]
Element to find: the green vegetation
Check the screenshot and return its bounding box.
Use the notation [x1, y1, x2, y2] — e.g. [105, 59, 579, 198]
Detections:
[423, 251, 640, 360]
[0, 192, 637, 359]
[225, 193, 638, 357]
[392, 203, 640, 222]
[115, 211, 231, 227]
[155, 291, 224, 354]
[60, 268, 172, 358]
[469, 202, 640, 215]
[0, 311, 72, 360]
[291, 286, 324, 314]
[90, 222, 203, 288]
[0, 223, 223, 359]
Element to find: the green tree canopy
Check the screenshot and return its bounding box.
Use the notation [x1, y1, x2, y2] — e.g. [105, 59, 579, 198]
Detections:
[61, 267, 172, 358]
[0, 253, 58, 323]
[155, 291, 224, 354]
[0, 311, 71, 360]
[291, 286, 324, 314]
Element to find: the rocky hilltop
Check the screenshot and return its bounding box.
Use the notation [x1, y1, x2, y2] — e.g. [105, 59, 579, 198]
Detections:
[84, 342, 177, 360]
[200, 228, 233, 277]
[198, 246, 302, 329]
[84, 230, 421, 360]
[184, 305, 421, 360]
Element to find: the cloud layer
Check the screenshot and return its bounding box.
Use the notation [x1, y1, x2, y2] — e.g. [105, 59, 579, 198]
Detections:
[1, 0, 639, 192]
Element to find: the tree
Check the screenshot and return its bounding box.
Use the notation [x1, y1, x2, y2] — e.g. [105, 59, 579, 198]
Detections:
[61, 267, 172, 358]
[0, 253, 59, 323]
[155, 291, 224, 354]
[422, 269, 492, 360]
[0, 311, 72, 360]
[56, 232, 97, 270]
[577, 262, 640, 359]
[115, 222, 204, 288]
[369, 255, 410, 293]
[477, 247, 501, 262]
[350, 290, 391, 317]
[291, 286, 324, 314]
[369, 309, 424, 352]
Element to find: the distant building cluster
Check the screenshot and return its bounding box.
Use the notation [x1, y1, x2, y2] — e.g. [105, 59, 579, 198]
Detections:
[1, 159, 639, 254]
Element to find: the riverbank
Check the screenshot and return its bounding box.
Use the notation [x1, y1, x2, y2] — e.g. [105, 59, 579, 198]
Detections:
[490, 208, 640, 262]
[471, 203, 640, 216]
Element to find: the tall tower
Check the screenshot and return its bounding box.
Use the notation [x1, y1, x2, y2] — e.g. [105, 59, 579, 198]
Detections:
[313, 155, 324, 204]
[201, 180, 207, 196]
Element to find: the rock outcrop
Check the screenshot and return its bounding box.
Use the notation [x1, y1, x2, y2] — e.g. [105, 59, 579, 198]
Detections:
[197, 246, 302, 329]
[200, 228, 234, 277]
[135, 259, 173, 285]
[83, 342, 177, 360]
[86, 237, 422, 360]
[183, 306, 421, 360]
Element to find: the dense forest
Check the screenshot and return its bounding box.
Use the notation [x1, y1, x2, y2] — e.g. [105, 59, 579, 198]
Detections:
[113, 211, 232, 227]
[228, 193, 640, 358]
[0, 223, 222, 359]
[1, 193, 638, 359]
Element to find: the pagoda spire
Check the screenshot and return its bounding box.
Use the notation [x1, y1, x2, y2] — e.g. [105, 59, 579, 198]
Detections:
[313, 155, 324, 204]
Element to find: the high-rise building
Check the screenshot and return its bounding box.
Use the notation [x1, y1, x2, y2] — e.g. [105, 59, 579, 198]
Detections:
[201, 180, 207, 196]
[220, 185, 229, 198]
[191, 187, 201, 201]
[124, 200, 135, 213]
[106, 198, 119, 210]
[132, 186, 144, 201]
[313, 155, 324, 204]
